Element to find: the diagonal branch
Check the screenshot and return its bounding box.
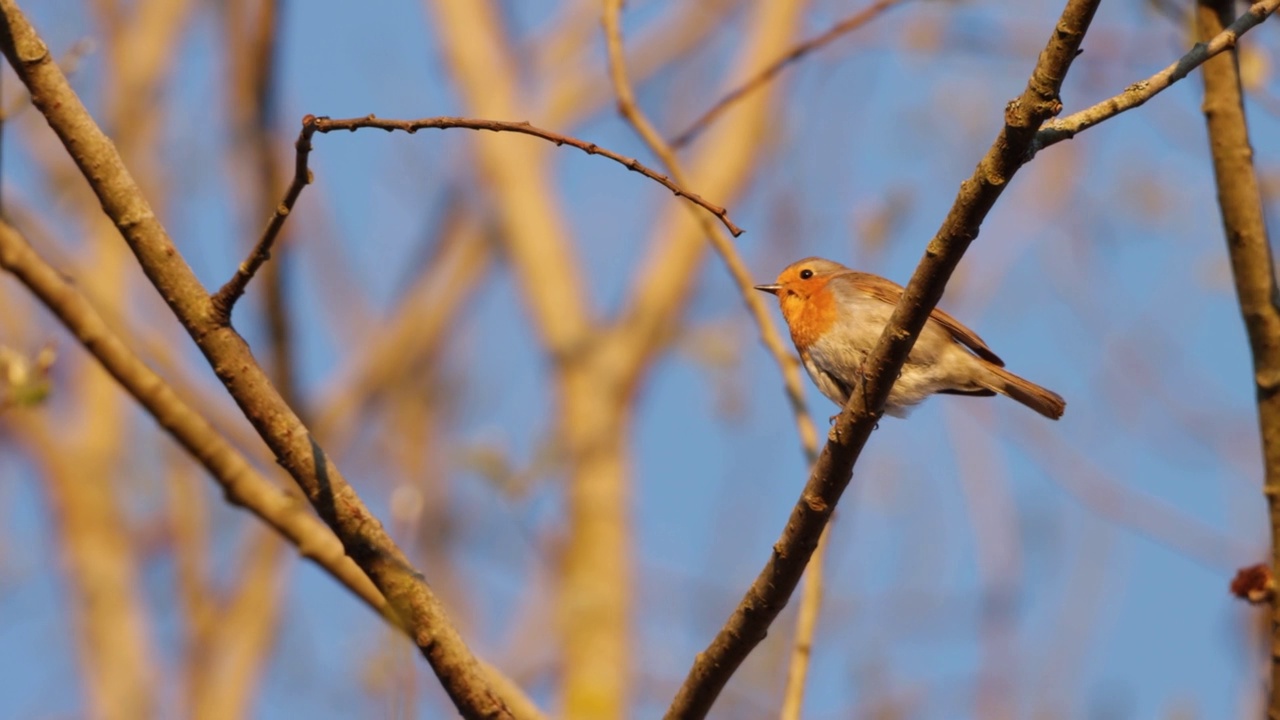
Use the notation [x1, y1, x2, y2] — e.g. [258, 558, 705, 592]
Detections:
[0, 3, 512, 716]
[1194, 0, 1280, 715]
[0, 217, 547, 720]
[1033, 0, 1280, 155]
[664, 0, 1101, 716]
[670, 0, 909, 149]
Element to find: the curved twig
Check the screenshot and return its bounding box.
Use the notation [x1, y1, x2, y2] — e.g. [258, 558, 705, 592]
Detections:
[210, 112, 746, 320]
[210, 123, 313, 322]
[310, 114, 743, 236]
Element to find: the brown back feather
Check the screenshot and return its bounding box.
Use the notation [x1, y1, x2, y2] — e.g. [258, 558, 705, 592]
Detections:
[839, 271, 1005, 366]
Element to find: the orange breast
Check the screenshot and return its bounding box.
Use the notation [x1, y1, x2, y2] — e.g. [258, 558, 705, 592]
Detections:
[780, 278, 841, 350]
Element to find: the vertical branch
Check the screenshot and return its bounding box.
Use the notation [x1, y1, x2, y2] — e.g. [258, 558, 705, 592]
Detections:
[42, 0, 195, 714]
[1195, 0, 1280, 715]
[0, 217, 545, 720]
[179, 6, 294, 717]
[603, 0, 809, 713]
[28, 423, 156, 720]
[168, 457, 215, 716]
[221, 0, 296, 404]
[190, 526, 288, 720]
[421, 0, 589, 356]
[610, 0, 807, 383]
[777, 528, 826, 720]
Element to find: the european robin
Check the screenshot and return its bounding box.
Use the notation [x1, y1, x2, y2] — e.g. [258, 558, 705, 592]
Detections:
[755, 257, 1065, 419]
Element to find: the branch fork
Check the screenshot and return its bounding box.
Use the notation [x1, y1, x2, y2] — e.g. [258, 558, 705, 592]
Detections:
[209, 112, 745, 325]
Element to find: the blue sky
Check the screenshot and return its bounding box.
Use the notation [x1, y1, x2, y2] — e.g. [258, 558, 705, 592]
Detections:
[4, 0, 1280, 718]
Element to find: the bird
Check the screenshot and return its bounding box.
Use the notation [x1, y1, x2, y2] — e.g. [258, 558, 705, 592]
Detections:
[755, 257, 1065, 420]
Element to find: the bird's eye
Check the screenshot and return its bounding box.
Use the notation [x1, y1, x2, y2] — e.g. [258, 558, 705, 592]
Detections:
[799, 268, 814, 280]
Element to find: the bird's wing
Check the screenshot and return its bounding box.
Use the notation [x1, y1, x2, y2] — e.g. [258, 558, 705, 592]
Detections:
[840, 271, 1005, 366]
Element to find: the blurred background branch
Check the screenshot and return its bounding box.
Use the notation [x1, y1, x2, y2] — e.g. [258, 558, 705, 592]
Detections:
[1196, 0, 1280, 715]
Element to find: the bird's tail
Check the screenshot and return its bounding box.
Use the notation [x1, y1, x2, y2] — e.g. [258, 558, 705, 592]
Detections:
[977, 363, 1066, 420]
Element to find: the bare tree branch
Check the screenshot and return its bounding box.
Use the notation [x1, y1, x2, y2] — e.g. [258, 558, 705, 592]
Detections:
[210, 121, 313, 322]
[313, 206, 494, 453]
[0, 4, 514, 716]
[418, 4, 629, 713]
[1195, 0, 1280, 715]
[308, 116, 743, 236]
[189, 524, 286, 720]
[664, 0, 1101, 716]
[240, 0, 297, 409]
[18, 416, 156, 720]
[0, 216, 547, 720]
[1033, 0, 1280, 154]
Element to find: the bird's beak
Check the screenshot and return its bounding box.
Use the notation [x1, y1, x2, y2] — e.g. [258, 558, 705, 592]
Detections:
[753, 283, 781, 295]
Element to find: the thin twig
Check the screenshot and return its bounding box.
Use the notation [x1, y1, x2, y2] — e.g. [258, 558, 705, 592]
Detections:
[670, 0, 908, 149]
[210, 119, 313, 322]
[314, 114, 742, 234]
[664, 1, 1101, 716]
[245, 0, 299, 410]
[606, 3, 822, 712]
[193, 5, 293, 715]
[1032, 0, 1280, 155]
[210, 112, 746, 320]
[1194, 0, 1280, 713]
